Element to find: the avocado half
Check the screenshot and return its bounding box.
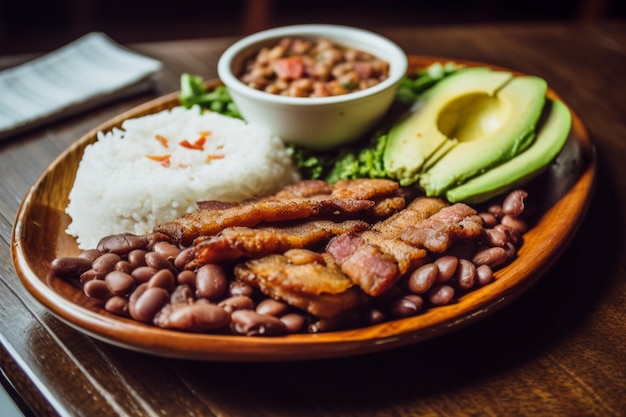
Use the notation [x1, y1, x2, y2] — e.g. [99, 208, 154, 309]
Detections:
[383, 66, 562, 201]
[384, 67, 514, 185]
[445, 99, 572, 203]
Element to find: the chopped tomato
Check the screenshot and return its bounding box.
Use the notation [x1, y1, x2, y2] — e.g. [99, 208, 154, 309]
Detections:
[146, 154, 171, 167]
[353, 62, 373, 79]
[206, 154, 225, 162]
[273, 56, 304, 80]
[154, 134, 169, 148]
[179, 136, 206, 151]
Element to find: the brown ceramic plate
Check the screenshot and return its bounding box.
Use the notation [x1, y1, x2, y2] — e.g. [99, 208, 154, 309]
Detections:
[11, 56, 595, 361]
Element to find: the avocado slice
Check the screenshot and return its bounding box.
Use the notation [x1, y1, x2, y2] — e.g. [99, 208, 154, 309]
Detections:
[384, 67, 514, 186]
[445, 99, 572, 203]
[419, 72, 548, 196]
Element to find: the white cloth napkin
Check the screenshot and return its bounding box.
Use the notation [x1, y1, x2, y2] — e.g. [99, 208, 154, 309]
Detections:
[0, 32, 162, 140]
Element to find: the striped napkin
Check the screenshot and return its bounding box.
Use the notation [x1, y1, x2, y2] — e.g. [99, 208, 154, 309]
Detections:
[0, 32, 162, 141]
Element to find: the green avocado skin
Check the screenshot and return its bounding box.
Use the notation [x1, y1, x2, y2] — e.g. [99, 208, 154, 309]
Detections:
[445, 99, 572, 204]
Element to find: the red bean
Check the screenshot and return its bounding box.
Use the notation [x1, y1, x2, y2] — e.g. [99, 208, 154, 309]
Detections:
[408, 263, 438, 294]
[256, 299, 289, 317]
[78, 249, 102, 263]
[128, 285, 169, 323]
[390, 295, 424, 318]
[495, 224, 521, 246]
[114, 260, 134, 274]
[502, 190, 527, 218]
[152, 241, 181, 262]
[434, 256, 459, 283]
[105, 296, 129, 316]
[479, 212, 498, 228]
[501, 214, 528, 233]
[145, 252, 175, 273]
[231, 310, 287, 336]
[176, 270, 196, 287]
[174, 247, 196, 270]
[50, 257, 92, 279]
[195, 264, 228, 301]
[131, 266, 158, 283]
[505, 241, 517, 259]
[80, 268, 104, 284]
[487, 204, 504, 220]
[97, 233, 148, 255]
[427, 285, 455, 306]
[154, 302, 230, 332]
[148, 269, 176, 293]
[280, 313, 306, 333]
[484, 228, 508, 248]
[92, 253, 121, 274]
[367, 308, 386, 325]
[104, 270, 135, 296]
[476, 265, 494, 286]
[472, 247, 509, 269]
[455, 259, 476, 290]
[127, 249, 147, 268]
[83, 279, 112, 301]
[218, 296, 255, 314]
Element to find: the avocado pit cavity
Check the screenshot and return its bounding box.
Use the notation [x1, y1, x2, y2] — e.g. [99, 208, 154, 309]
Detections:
[436, 92, 508, 143]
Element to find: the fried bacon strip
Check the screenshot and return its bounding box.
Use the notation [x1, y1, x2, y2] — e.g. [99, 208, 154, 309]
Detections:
[326, 233, 400, 297]
[155, 178, 403, 246]
[271, 179, 334, 199]
[360, 231, 426, 276]
[235, 249, 366, 319]
[329, 179, 399, 200]
[400, 203, 484, 252]
[324, 197, 449, 295]
[155, 198, 374, 246]
[193, 220, 370, 264]
[372, 196, 449, 237]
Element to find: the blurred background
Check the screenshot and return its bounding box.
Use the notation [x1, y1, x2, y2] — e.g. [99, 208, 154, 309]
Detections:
[0, 0, 624, 55]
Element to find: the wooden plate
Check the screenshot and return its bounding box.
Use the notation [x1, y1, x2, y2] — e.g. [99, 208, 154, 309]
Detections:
[11, 56, 596, 361]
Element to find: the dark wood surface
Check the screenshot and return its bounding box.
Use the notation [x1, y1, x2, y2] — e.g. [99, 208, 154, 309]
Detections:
[1, 20, 625, 416]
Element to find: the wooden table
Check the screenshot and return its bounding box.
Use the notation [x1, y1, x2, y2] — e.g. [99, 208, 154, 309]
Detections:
[1, 20, 625, 417]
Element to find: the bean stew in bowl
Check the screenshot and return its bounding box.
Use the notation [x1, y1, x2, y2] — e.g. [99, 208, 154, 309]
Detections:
[217, 24, 408, 150]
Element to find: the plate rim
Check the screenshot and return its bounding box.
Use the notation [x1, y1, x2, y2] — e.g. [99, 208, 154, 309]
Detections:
[11, 55, 596, 361]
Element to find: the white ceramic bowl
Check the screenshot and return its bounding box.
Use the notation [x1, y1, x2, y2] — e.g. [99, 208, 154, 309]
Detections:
[217, 24, 408, 150]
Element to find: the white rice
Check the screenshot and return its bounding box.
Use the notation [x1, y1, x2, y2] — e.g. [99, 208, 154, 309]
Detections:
[65, 106, 300, 249]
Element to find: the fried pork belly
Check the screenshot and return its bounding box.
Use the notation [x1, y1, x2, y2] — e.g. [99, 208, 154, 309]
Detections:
[155, 178, 404, 246]
[324, 197, 449, 296]
[400, 203, 484, 253]
[372, 196, 449, 238]
[368, 196, 406, 218]
[155, 198, 375, 246]
[194, 220, 370, 264]
[272, 179, 334, 198]
[195, 200, 238, 210]
[360, 230, 427, 275]
[329, 178, 399, 200]
[235, 249, 366, 319]
[326, 233, 400, 297]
